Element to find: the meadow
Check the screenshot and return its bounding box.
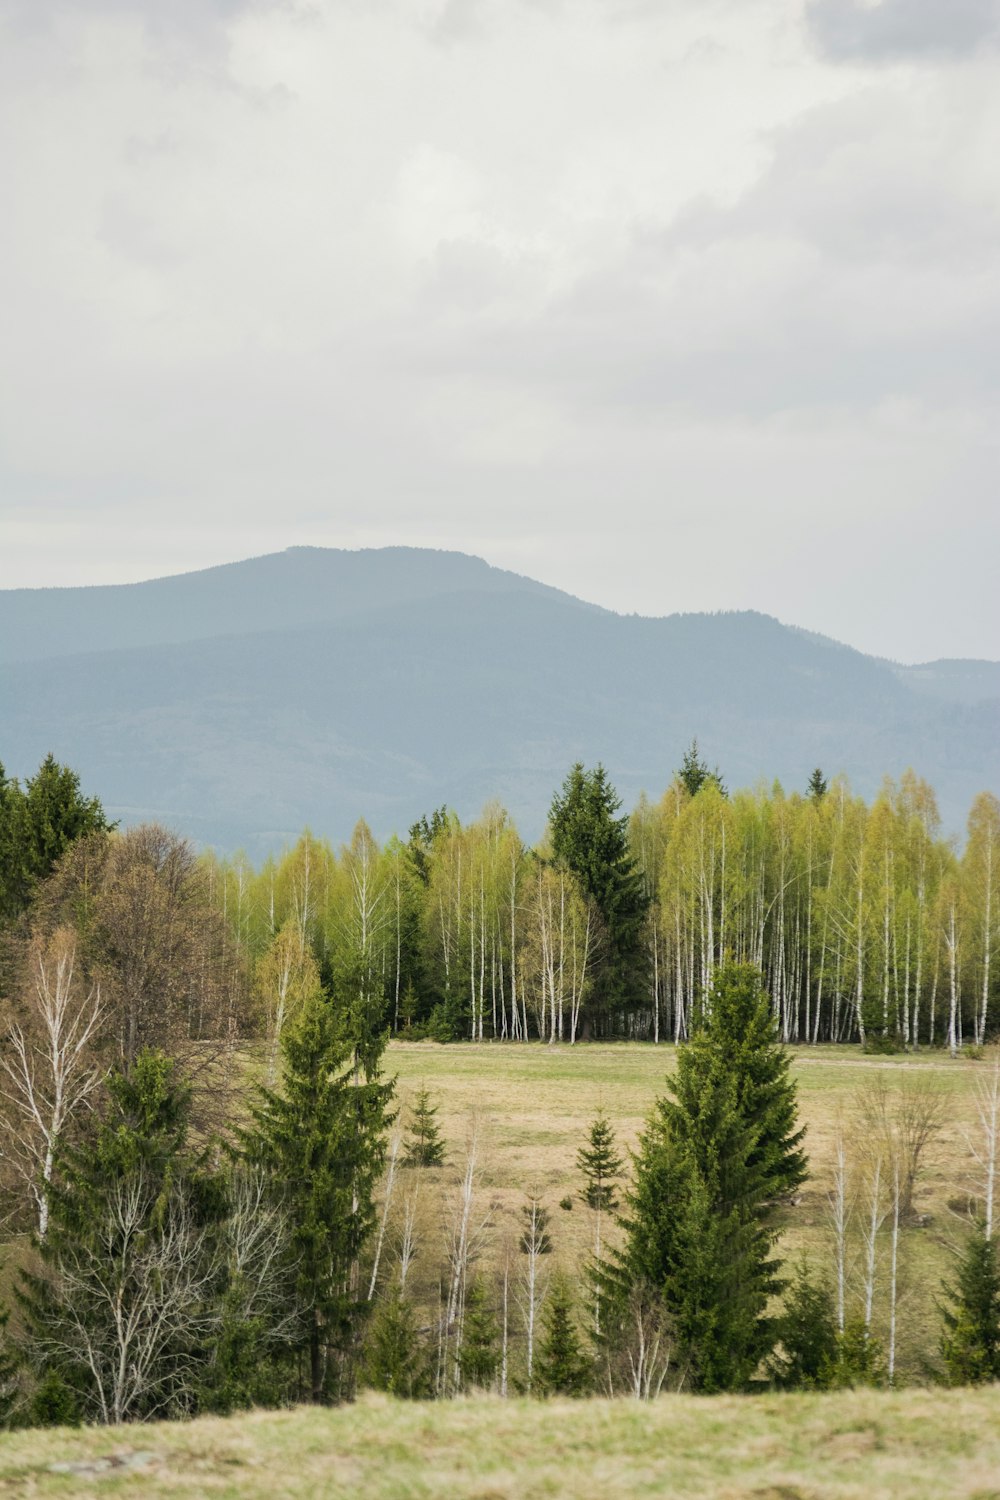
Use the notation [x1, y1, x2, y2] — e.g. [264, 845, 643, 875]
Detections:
[3, 1386, 1000, 1498]
[381, 1041, 988, 1384]
[2, 1040, 998, 1496]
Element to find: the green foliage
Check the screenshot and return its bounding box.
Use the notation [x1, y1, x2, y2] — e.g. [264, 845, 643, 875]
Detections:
[361, 1292, 431, 1399]
[577, 1110, 624, 1214]
[769, 1262, 839, 1390]
[403, 1087, 446, 1167]
[940, 1227, 1000, 1386]
[534, 1278, 591, 1397]
[0, 754, 111, 925]
[458, 1279, 500, 1391]
[29, 1370, 80, 1429]
[697, 962, 808, 1203]
[807, 768, 829, 801]
[549, 763, 649, 1028]
[239, 986, 394, 1404]
[824, 1319, 886, 1389]
[18, 1049, 221, 1425]
[617, 963, 805, 1391]
[0, 1306, 21, 1429]
[677, 740, 726, 799]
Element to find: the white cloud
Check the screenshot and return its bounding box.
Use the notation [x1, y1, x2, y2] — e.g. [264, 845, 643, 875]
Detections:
[0, 0, 997, 662]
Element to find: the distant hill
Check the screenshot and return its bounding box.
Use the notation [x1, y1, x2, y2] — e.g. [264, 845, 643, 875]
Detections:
[1, 547, 996, 854]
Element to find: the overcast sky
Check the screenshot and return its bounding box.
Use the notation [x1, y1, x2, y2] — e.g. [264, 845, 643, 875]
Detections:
[1, 0, 998, 663]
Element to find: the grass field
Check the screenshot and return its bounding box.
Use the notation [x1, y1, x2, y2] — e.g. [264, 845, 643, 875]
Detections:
[3, 1387, 1000, 1498]
[385, 1040, 993, 1380]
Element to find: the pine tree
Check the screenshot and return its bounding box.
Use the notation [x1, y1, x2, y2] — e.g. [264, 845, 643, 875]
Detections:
[403, 1086, 446, 1167]
[458, 1278, 500, 1390]
[361, 1291, 430, 1398]
[239, 986, 394, 1404]
[577, 1111, 623, 1213]
[940, 1226, 1000, 1385]
[535, 1277, 591, 1396]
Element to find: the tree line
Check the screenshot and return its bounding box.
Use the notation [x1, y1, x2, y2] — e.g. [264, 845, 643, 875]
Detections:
[2, 747, 998, 1056]
[196, 750, 998, 1052]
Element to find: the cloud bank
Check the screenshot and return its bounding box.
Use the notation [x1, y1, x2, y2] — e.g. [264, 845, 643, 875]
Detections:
[0, 0, 997, 662]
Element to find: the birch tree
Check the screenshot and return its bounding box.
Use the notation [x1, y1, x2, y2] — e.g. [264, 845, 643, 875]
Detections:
[0, 927, 104, 1237]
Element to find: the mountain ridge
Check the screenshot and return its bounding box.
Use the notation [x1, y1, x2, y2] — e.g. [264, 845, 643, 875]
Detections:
[1, 546, 996, 853]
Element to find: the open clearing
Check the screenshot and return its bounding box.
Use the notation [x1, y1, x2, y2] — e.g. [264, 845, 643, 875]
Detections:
[385, 1041, 990, 1380]
[2, 1041, 995, 1495]
[3, 1387, 1000, 1498]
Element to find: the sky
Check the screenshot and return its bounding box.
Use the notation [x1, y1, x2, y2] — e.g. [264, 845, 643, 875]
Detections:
[1, 0, 998, 664]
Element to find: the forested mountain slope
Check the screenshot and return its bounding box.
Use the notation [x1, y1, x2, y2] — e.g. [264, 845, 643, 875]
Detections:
[1, 547, 996, 853]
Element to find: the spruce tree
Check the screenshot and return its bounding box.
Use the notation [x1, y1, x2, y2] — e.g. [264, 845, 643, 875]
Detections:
[677, 740, 726, 798]
[403, 1086, 446, 1168]
[0, 754, 111, 925]
[361, 1291, 430, 1398]
[617, 962, 805, 1391]
[768, 1262, 839, 1390]
[239, 985, 393, 1403]
[549, 763, 649, 1030]
[458, 1278, 500, 1390]
[18, 1049, 219, 1425]
[807, 768, 829, 802]
[0, 1307, 19, 1429]
[535, 1278, 591, 1396]
[940, 1226, 1000, 1385]
[577, 1111, 623, 1213]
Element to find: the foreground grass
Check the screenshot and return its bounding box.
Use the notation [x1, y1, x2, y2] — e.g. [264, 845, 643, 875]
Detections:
[3, 1388, 1000, 1499]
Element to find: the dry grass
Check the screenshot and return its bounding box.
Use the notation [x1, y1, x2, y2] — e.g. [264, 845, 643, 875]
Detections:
[385, 1041, 993, 1378]
[4, 1387, 1000, 1498]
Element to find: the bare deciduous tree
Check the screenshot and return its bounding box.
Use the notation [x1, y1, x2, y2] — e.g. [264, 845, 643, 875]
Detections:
[0, 927, 104, 1236]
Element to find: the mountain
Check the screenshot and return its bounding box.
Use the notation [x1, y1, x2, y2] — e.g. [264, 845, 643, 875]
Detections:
[1, 547, 996, 854]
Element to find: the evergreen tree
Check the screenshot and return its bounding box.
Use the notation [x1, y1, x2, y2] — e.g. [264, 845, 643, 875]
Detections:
[824, 1319, 886, 1389]
[577, 1111, 623, 1213]
[617, 963, 805, 1391]
[677, 740, 726, 798]
[807, 768, 829, 802]
[535, 1277, 591, 1396]
[458, 1278, 500, 1390]
[0, 1306, 19, 1429]
[361, 1291, 430, 1398]
[239, 985, 393, 1404]
[403, 1086, 446, 1167]
[697, 962, 808, 1203]
[0, 755, 111, 925]
[18, 1049, 221, 1425]
[549, 764, 649, 1030]
[768, 1262, 839, 1390]
[940, 1226, 1000, 1385]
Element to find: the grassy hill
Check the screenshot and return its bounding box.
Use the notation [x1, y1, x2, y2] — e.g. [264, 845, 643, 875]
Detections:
[4, 1387, 1000, 1498]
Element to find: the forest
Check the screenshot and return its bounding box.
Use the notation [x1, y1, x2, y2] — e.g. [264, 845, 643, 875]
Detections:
[0, 748, 999, 1429]
[199, 749, 998, 1054]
